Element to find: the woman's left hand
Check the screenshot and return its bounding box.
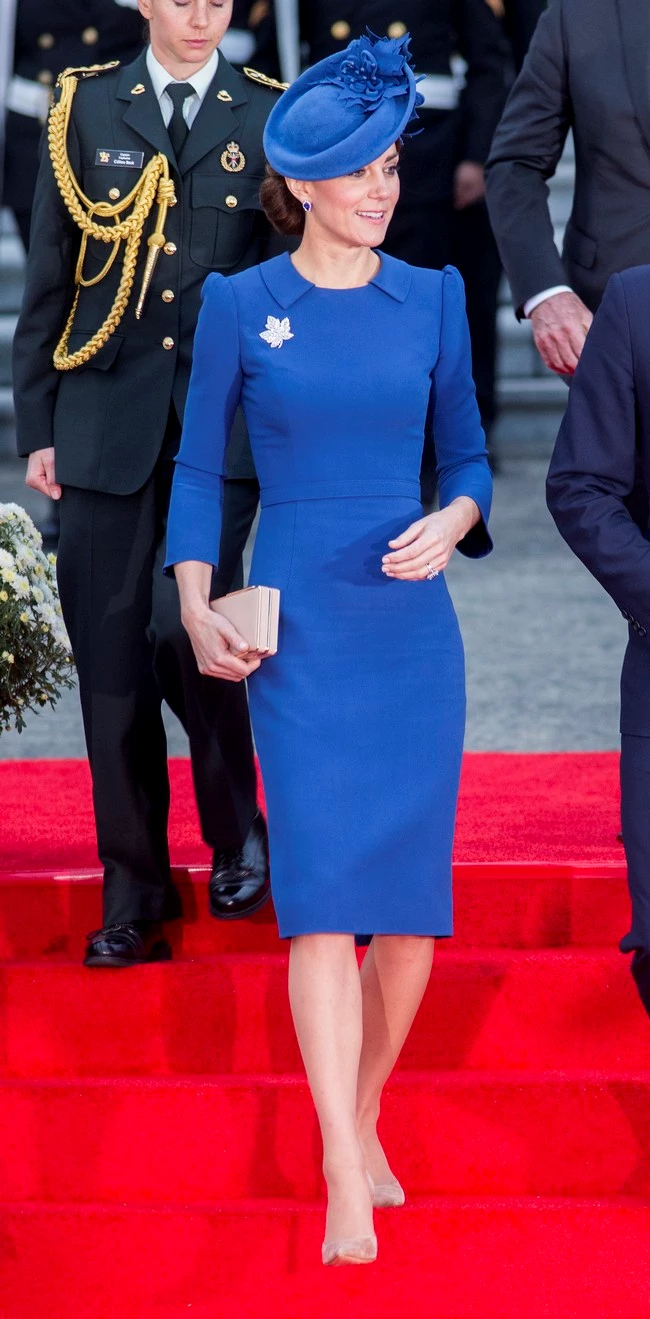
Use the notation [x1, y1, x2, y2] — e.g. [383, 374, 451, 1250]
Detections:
[382, 499, 479, 581]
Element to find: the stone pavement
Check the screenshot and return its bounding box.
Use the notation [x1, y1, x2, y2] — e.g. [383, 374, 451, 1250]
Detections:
[0, 453, 625, 759]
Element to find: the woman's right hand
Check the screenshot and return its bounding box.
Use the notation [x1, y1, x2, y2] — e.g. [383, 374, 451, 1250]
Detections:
[182, 605, 261, 683]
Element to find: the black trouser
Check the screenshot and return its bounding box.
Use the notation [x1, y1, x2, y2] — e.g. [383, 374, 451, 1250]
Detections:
[56, 421, 260, 926]
[619, 631, 650, 1017]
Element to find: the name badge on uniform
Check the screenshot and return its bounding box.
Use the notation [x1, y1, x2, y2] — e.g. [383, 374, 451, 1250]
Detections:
[95, 148, 145, 168]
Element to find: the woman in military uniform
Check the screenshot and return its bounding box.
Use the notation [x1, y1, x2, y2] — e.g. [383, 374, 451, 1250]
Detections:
[12, 0, 285, 966]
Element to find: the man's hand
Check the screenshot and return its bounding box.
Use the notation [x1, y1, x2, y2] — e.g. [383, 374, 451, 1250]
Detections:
[453, 161, 486, 210]
[529, 291, 593, 376]
[26, 448, 61, 500]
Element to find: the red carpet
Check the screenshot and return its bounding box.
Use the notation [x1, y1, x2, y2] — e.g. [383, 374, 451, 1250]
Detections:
[0, 751, 624, 869]
[1, 752, 648, 1318]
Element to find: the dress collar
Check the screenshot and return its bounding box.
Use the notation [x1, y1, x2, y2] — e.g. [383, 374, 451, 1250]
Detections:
[259, 251, 412, 309]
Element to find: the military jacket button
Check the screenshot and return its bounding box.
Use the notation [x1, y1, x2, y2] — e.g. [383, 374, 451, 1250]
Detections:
[162, 337, 175, 350]
[387, 21, 407, 38]
[164, 241, 177, 255]
[108, 187, 120, 201]
[82, 26, 99, 45]
[331, 21, 351, 40]
[161, 289, 175, 303]
[225, 194, 238, 208]
[37, 70, 53, 85]
[38, 33, 55, 50]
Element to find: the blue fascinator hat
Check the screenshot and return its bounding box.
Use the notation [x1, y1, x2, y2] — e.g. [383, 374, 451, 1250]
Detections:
[263, 30, 423, 181]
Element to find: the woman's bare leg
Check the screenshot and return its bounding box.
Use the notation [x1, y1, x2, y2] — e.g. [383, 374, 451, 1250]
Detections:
[356, 935, 435, 1187]
[288, 933, 374, 1244]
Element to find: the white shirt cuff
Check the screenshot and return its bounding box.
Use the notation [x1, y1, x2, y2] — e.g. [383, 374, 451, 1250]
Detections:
[523, 286, 573, 318]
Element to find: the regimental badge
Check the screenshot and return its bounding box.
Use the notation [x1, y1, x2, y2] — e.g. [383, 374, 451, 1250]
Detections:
[99, 150, 110, 163]
[220, 142, 246, 173]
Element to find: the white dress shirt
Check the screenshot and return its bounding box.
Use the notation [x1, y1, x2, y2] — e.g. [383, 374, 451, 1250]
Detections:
[523, 284, 574, 318]
[145, 45, 219, 130]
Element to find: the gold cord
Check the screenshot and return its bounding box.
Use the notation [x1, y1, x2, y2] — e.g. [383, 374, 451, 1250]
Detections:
[48, 66, 176, 370]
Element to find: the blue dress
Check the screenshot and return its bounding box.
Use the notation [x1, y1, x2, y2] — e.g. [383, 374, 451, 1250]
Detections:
[165, 252, 492, 938]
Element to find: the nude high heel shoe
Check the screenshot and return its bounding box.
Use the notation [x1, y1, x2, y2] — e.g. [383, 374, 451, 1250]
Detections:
[367, 1171, 406, 1208]
[322, 1235, 378, 1267]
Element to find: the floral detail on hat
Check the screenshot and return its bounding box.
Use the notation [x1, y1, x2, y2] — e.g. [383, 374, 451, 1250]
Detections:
[328, 30, 417, 115]
[260, 315, 294, 349]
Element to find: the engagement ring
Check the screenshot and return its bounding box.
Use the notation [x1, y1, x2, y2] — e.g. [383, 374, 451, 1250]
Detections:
[425, 564, 439, 580]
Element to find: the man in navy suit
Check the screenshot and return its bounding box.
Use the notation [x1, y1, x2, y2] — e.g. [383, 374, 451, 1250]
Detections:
[547, 267, 650, 1018]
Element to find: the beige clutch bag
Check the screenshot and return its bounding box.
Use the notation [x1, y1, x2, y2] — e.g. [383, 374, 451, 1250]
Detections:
[210, 585, 280, 655]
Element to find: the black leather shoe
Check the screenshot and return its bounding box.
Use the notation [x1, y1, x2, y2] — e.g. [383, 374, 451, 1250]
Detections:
[83, 922, 172, 968]
[209, 809, 271, 920]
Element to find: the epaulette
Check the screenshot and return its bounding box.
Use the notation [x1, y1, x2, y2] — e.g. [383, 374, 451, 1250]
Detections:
[55, 61, 120, 89]
[243, 67, 289, 92]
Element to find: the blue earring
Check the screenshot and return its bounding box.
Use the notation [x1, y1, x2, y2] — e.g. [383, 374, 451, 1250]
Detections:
[302, 200, 312, 212]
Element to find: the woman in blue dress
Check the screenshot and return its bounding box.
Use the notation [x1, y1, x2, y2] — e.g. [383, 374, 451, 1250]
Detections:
[165, 31, 492, 1268]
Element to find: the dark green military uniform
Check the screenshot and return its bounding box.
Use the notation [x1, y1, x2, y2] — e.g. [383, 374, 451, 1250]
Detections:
[12, 49, 283, 926]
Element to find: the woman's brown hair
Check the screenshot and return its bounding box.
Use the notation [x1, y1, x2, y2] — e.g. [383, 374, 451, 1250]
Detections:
[260, 166, 306, 237]
[260, 141, 403, 238]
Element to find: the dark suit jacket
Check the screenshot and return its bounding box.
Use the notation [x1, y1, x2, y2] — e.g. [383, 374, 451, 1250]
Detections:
[12, 49, 280, 492]
[503, 0, 547, 71]
[485, 0, 650, 315]
[547, 266, 650, 648]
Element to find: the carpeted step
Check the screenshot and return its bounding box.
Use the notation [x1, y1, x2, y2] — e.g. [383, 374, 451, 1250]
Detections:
[1, 752, 623, 873]
[2, 1199, 649, 1319]
[0, 861, 630, 958]
[0, 950, 644, 1077]
[2, 1073, 650, 1202]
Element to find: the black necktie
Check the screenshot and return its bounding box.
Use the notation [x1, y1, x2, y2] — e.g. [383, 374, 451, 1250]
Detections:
[165, 82, 195, 158]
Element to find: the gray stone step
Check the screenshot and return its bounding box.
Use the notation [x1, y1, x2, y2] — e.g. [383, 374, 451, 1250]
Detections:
[0, 315, 17, 387]
[493, 376, 568, 454]
[0, 222, 26, 315]
[0, 387, 16, 460]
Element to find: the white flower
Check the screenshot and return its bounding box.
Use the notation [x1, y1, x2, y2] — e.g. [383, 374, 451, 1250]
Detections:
[12, 575, 30, 599]
[259, 315, 294, 349]
[1, 567, 16, 584]
[14, 545, 36, 570]
[32, 587, 44, 604]
[0, 548, 15, 569]
[37, 602, 58, 629]
[0, 502, 30, 523]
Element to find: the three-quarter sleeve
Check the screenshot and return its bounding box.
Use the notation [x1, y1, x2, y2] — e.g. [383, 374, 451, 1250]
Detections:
[431, 265, 493, 558]
[164, 274, 243, 573]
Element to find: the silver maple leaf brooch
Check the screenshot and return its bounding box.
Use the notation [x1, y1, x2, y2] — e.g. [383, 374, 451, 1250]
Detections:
[259, 315, 294, 349]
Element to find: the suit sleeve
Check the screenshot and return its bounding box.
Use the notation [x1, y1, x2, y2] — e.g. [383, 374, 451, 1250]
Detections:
[11, 104, 80, 456]
[548, 270, 650, 630]
[164, 274, 243, 572]
[432, 266, 493, 559]
[456, 0, 511, 165]
[546, 272, 650, 631]
[484, 0, 571, 315]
